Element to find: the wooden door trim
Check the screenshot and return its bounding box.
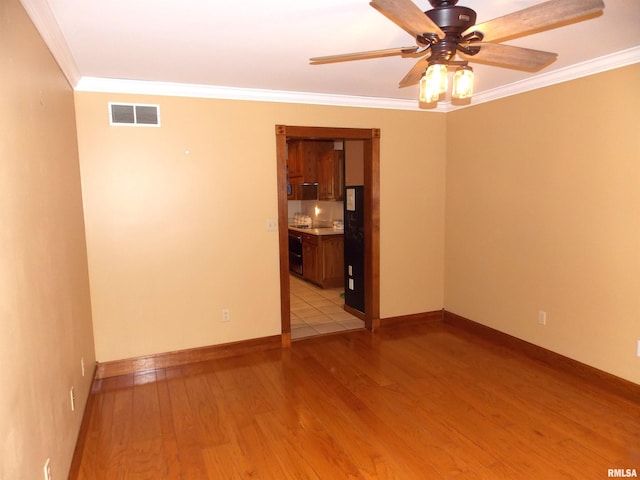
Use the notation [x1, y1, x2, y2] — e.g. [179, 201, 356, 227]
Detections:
[276, 125, 381, 340]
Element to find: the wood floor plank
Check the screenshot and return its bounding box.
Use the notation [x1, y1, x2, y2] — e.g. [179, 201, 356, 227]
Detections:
[402, 323, 640, 469]
[95, 376, 132, 480]
[208, 356, 295, 479]
[164, 365, 209, 478]
[344, 364, 520, 478]
[131, 371, 162, 442]
[71, 322, 640, 479]
[154, 369, 181, 479]
[201, 441, 247, 480]
[182, 369, 230, 446]
[375, 326, 606, 478]
[74, 379, 103, 480]
[288, 357, 445, 479]
[289, 346, 448, 478]
[341, 335, 523, 479]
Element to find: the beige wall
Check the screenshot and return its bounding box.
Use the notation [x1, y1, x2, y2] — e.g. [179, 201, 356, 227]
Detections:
[445, 64, 640, 384]
[0, 0, 95, 478]
[74, 94, 447, 362]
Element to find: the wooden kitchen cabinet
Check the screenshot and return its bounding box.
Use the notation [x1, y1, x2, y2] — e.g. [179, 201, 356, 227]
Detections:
[288, 183, 318, 201]
[318, 234, 344, 288]
[288, 140, 342, 201]
[318, 149, 344, 201]
[287, 140, 333, 184]
[301, 233, 344, 288]
[287, 140, 303, 182]
[302, 233, 319, 285]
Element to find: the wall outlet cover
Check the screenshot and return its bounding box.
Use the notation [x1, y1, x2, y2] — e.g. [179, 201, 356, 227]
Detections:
[537, 310, 547, 326]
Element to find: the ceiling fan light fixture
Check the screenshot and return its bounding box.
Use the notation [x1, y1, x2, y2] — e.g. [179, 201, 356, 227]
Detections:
[424, 63, 448, 95]
[452, 66, 474, 100]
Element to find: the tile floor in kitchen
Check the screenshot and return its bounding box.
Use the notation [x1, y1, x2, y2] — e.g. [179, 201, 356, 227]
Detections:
[290, 274, 364, 340]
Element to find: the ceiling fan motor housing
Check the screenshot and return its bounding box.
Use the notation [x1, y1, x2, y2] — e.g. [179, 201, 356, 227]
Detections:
[425, 5, 476, 34]
[425, 4, 477, 62]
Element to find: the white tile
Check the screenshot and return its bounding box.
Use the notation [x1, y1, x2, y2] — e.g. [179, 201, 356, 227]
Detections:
[337, 318, 365, 330]
[311, 322, 346, 334]
[291, 325, 320, 339]
[317, 304, 345, 314]
[289, 274, 363, 339]
[302, 314, 335, 325]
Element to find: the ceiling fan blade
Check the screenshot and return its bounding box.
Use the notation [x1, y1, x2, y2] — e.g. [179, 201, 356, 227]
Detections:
[370, 0, 444, 40]
[399, 55, 431, 87]
[464, 0, 604, 43]
[460, 43, 557, 72]
[310, 46, 420, 65]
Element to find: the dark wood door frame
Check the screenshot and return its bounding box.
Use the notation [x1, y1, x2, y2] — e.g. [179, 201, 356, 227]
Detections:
[276, 125, 380, 347]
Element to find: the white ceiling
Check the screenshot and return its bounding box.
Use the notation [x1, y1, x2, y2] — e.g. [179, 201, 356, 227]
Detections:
[24, 0, 640, 110]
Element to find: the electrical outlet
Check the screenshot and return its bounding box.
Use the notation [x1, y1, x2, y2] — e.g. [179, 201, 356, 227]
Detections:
[70, 386, 75, 412]
[538, 310, 547, 326]
[266, 219, 278, 232]
[637, 340, 640, 358]
[43, 458, 52, 480]
[222, 308, 230, 322]
[81, 357, 85, 377]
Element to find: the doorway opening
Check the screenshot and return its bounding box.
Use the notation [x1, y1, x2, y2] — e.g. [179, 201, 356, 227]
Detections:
[275, 125, 380, 346]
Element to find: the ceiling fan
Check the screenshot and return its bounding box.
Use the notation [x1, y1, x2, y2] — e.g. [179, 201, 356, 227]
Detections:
[310, 0, 605, 106]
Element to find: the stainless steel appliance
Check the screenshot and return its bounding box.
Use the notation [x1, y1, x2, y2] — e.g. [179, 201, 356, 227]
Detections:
[288, 231, 303, 275]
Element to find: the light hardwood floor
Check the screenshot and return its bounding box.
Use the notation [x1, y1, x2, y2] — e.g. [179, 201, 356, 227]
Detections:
[72, 321, 640, 479]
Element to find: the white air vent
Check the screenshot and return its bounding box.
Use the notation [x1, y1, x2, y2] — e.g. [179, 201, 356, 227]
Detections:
[109, 103, 160, 126]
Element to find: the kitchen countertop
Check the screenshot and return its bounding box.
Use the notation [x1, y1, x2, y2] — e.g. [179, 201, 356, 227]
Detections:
[288, 226, 344, 236]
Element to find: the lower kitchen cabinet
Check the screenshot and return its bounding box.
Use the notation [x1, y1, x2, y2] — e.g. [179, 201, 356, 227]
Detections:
[302, 234, 318, 285]
[301, 233, 344, 288]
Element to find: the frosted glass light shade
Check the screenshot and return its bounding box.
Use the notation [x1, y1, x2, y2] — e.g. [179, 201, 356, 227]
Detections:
[424, 63, 448, 95]
[419, 74, 440, 104]
[452, 66, 474, 99]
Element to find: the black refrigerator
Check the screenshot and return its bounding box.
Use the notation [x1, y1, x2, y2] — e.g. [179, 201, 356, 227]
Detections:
[344, 186, 365, 313]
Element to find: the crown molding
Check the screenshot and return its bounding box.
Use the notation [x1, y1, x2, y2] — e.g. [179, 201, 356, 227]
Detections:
[446, 46, 640, 111]
[75, 78, 438, 112]
[76, 47, 639, 112]
[20, 0, 81, 87]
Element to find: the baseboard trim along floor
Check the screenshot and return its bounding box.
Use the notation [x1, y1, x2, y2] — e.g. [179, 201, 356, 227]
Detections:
[443, 310, 640, 404]
[95, 309, 639, 403]
[95, 335, 282, 379]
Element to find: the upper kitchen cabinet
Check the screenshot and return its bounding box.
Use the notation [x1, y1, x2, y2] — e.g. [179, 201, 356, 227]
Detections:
[287, 139, 303, 183]
[287, 140, 334, 185]
[318, 148, 344, 201]
[287, 139, 344, 201]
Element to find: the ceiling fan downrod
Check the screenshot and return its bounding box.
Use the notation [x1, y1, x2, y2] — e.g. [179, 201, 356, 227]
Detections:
[428, 0, 459, 6]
